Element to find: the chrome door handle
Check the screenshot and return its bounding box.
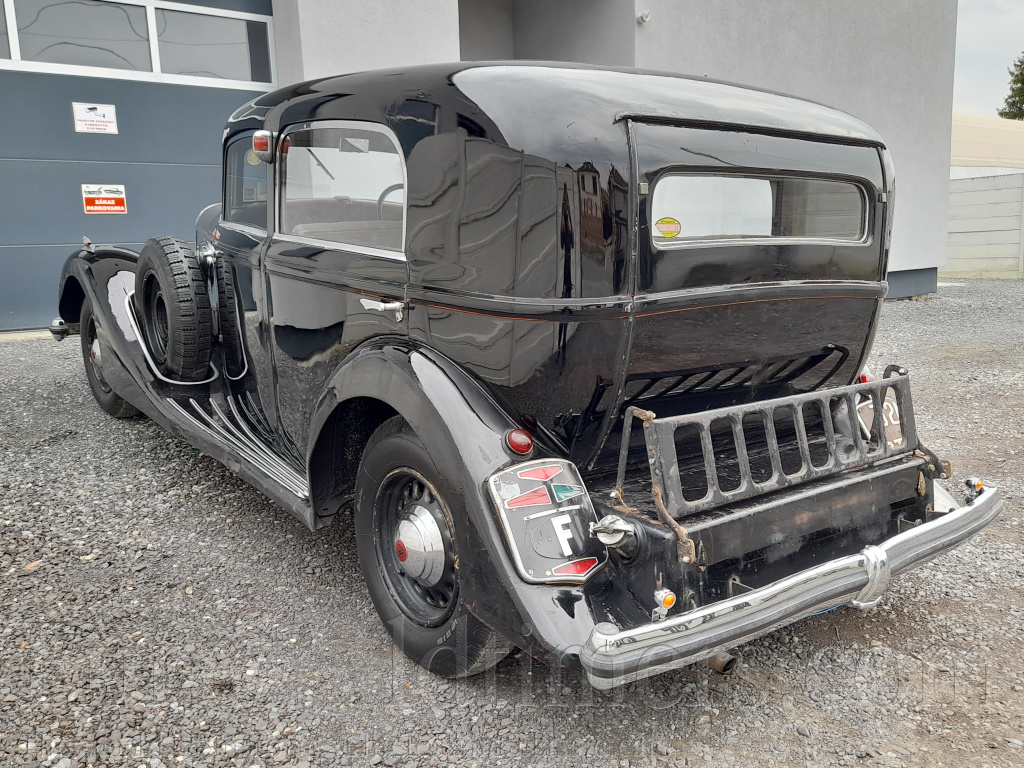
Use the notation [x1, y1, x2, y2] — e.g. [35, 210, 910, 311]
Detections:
[360, 298, 404, 322]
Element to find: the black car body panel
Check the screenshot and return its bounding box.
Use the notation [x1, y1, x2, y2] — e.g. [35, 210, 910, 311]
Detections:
[55, 62, 1000, 687]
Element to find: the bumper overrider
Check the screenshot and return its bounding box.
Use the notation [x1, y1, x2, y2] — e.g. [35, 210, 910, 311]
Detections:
[579, 485, 1002, 689]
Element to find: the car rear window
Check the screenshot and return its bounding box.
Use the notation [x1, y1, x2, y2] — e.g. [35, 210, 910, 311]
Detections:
[650, 174, 866, 246]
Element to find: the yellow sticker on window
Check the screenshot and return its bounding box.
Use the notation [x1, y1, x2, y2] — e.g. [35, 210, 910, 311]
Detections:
[655, 217, 681, 238]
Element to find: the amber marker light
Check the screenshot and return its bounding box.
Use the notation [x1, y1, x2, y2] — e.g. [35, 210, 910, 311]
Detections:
[506, 428, 534, 455]
[654, 588, 676, 610]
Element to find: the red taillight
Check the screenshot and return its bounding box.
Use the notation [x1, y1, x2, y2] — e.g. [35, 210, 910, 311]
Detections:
[552, 557, 599, 577]
[859, 366, 875, 383]
[505, 428, 534, 455]
[252, 133, 270, 153]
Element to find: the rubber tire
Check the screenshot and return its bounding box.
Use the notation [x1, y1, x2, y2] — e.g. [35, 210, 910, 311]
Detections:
[215, 258, 245, 378]
[355, 416, 513, 678]
[80, 295, 140, 419]
[134, 236, 212, 381]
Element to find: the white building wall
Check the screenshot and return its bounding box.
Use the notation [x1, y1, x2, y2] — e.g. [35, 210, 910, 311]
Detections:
[273, 0, 461, 84]
[632, 0, 958, 292]
[274, 0, 958, 295]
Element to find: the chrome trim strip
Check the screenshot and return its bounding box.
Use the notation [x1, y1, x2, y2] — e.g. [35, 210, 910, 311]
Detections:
[165, 397, 309, 499]
[272, 233, 406, 263]
[124, 292, 219, 386]
[581, 487, 1002, 689]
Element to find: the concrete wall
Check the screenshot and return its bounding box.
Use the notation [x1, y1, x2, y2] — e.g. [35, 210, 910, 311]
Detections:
[633, 0, 957, 293]
[460, 0, 514, 61]
[511, 0, 634, 66]
[273, 0, 461, 84]
[944, 174, 1024, 278]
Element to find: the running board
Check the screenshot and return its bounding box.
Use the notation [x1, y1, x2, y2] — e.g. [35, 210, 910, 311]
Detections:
[166, 395, 309, 500]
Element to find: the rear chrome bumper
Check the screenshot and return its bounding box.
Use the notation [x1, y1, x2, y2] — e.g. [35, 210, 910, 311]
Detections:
[580, 486, 1002, 690]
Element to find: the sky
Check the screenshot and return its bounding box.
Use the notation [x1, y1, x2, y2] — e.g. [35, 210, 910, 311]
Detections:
[953, 0, 1024, 115]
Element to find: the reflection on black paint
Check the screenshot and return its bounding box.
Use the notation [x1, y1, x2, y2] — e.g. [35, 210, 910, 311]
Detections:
[212, 63, 889, 470]
[389, 99, 439, 155]
[555, 590, 582, 619]
[273, 320, 346, 361]
[557, 182, 574, 367]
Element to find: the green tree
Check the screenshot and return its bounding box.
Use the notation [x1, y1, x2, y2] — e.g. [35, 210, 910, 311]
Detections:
[998, 51, 1024, 119]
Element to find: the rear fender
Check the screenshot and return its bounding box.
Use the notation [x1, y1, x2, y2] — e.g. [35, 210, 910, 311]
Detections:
[307, 341, 606, 658]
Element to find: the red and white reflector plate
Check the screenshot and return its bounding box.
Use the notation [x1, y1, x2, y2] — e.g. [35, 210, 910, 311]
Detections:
[487, 459, 607, 585]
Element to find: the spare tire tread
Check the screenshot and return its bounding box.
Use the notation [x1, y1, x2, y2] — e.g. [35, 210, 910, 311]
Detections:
[215, 258, 245, 377]
[134, 236, 213, 381]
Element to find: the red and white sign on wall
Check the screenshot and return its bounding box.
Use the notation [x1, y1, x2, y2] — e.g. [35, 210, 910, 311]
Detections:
[82, 184, 127, 214]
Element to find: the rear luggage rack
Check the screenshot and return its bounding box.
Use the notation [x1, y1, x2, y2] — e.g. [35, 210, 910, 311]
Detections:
[616, 371, 918, 519]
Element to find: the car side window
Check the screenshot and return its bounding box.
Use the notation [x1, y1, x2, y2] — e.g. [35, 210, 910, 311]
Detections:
[279, 122, 406, 255]
[224, 134, 269, 230]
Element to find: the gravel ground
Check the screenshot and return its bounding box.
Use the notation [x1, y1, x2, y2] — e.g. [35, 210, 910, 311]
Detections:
[1, 279, 1022, 768]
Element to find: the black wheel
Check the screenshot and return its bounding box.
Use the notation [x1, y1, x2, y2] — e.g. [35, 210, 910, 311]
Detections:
[215, 258, 245, 378]
[355, 416, 513, 678]
[134, 236, 212, 381]
[80, 296, 139, 419]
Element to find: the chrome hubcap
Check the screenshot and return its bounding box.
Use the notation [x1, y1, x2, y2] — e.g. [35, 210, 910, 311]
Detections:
[395, 504, 446, 587]
[376, 469, 458, 627]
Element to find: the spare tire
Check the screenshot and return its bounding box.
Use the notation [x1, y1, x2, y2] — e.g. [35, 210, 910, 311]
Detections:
[134, 236, 212, 381]
[215, 258, 245, 378]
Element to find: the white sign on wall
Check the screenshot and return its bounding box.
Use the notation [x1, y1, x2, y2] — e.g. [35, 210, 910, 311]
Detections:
[72, 103, 118, 134]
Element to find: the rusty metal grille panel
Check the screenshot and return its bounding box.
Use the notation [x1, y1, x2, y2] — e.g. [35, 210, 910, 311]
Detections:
[618, 374, 919, 519]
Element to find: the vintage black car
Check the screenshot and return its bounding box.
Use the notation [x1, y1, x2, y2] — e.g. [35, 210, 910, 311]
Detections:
[52, 63, 1002, 689]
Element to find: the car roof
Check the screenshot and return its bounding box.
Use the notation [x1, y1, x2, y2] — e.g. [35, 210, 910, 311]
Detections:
[226, 62, 885, 151]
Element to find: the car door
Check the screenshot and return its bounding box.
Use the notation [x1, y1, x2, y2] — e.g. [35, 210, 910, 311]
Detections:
[264, 120, 409, 457]
[213, 132, 280, 446]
